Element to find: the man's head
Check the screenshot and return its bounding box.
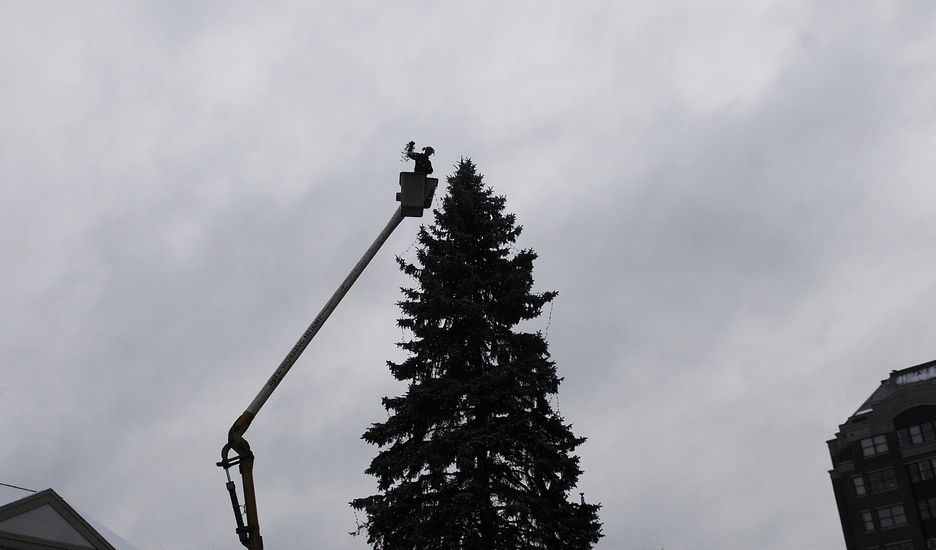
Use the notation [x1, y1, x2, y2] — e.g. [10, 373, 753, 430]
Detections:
[423, 146, 435, 156]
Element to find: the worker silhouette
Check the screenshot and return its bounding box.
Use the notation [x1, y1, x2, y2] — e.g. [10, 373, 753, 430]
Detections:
[402, 141, 434, 174]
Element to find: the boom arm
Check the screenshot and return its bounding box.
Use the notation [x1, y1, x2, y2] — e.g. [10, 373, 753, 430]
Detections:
[218, 173, 437, 549]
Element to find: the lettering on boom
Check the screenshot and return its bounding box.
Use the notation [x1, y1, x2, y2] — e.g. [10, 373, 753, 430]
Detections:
[265, 316, 328, 388]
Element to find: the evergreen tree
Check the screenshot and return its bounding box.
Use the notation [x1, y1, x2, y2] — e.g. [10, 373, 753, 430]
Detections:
[352, 159, 602, 549]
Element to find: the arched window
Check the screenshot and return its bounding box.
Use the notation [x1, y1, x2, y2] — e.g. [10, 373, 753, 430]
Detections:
[895, 406, 936, 447]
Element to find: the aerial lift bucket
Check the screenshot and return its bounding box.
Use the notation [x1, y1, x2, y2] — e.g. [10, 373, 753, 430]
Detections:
[397, 172, 438, 217]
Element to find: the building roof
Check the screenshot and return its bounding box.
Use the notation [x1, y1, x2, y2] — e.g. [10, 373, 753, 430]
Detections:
[0, 484, 34, 508]
[0, 483, 140, 550]
[852, 358, 936, 417]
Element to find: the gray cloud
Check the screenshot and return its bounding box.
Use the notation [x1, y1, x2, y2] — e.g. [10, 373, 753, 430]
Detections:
[3, 2, 936, 549]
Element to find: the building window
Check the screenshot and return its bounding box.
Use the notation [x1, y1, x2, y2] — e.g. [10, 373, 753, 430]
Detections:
[863, 435, 890, 456]
[920, 498, 936, 520]
[862, 511, 875, 532]
[884, 542, 914, 550]
[898, 422, 936, 447]
[855, 476, 867, 495]
[909, 459, 936, 483]
[869, 469, 899, 492]
[878, 505, 908, 528]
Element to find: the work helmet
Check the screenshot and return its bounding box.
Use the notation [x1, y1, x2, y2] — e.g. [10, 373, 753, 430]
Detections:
[423, 146, 435, 155]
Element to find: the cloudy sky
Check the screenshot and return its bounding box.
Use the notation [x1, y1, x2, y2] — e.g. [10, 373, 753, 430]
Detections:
[2, 2, 936, 549]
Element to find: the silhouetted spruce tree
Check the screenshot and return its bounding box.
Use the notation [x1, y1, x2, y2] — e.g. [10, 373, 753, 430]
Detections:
[352, 159, 602, 550]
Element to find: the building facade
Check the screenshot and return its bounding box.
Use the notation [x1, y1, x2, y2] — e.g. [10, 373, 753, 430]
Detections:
[0, 484, 139, 550]
[829, 360, 936, 550]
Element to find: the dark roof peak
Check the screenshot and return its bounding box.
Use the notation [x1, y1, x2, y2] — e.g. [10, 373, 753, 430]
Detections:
[849, 359, 936, 417]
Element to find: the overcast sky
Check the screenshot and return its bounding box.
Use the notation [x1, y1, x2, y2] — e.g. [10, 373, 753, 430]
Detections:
[2, 2, 936, 549]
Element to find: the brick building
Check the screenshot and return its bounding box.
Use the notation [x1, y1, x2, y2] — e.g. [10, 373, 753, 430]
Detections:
[829, 360, 936, 550]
